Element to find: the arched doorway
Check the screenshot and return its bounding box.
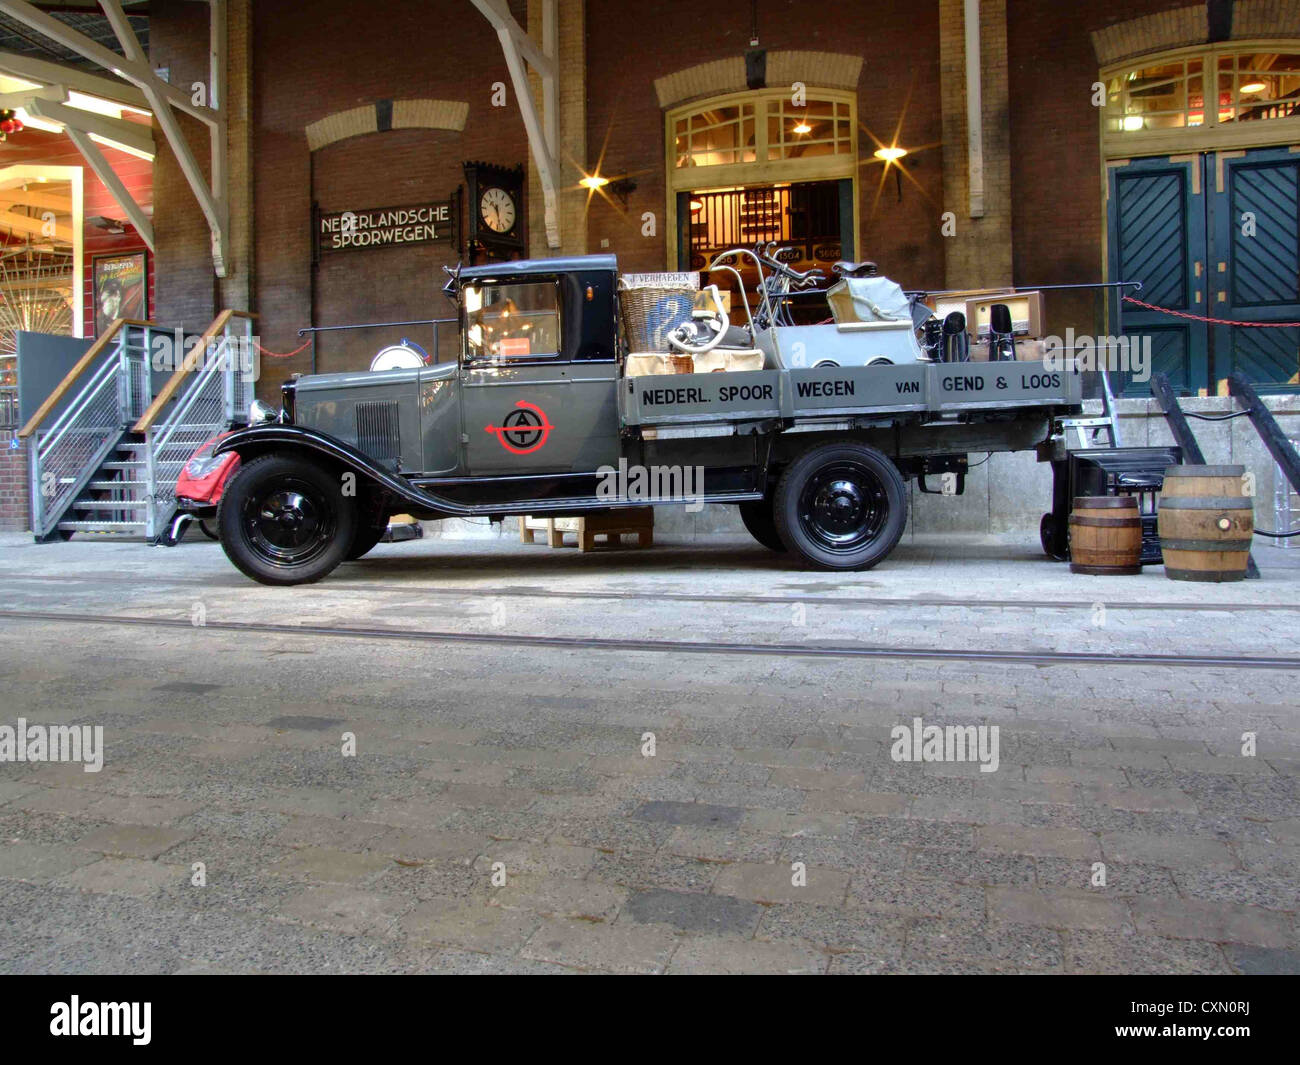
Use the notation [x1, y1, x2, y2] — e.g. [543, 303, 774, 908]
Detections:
[1102, 42, 1300, 394]
[665, 87, 858, 322]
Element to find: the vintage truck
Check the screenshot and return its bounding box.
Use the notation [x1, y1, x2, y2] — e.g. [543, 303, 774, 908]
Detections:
[212, 248, 1084, 585]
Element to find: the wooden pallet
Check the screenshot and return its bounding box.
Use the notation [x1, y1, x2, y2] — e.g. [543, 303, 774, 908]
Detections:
[520, 508, 654, 551]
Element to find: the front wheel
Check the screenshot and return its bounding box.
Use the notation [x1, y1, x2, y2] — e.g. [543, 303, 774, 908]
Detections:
[773, 442, 907, 570]
[217, 453, 357, 585]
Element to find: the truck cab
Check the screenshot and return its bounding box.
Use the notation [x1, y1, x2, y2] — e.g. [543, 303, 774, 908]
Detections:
[214, 251, 1083, 585]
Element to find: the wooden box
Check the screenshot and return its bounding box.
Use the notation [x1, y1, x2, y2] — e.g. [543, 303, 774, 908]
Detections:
[521, 508, 654, 551]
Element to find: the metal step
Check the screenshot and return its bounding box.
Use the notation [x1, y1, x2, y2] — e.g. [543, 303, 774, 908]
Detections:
[72, 498, 150, 510]
[88, 480, 146, 490]
[101, 461, 145, 470]
[56, 520, 147, 532]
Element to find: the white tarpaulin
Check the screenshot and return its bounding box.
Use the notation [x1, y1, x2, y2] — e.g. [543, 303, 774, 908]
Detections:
[840, 277, 913, 322]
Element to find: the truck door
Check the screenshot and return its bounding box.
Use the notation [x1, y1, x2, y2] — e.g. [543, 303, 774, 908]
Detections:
[461, 275, 620, 476]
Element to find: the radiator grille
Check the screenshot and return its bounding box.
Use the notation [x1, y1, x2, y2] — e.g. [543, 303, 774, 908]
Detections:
[355, 400, 401, 463]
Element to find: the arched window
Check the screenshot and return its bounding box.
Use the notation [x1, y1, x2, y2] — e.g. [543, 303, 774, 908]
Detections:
[664, 89, 858, 271]
[668, 88, 856, 175]
[1102, 42, 1300, 155]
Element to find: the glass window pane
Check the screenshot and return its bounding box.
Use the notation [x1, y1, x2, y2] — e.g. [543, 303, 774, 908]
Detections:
[465, 282, 560, 360]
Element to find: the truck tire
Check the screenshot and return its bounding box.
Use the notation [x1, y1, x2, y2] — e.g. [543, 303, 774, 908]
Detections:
[217, 453, 357, 585]
[739, 501, 786, 552]
[773, 442, 907, 570]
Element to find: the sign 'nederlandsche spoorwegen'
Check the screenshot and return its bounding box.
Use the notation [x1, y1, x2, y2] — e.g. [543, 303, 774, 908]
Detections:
[317, 202, 453, 253]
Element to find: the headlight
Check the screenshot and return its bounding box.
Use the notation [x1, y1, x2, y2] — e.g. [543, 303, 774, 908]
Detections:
[184, 454, 229, 479]
[249, 399, 278, 424]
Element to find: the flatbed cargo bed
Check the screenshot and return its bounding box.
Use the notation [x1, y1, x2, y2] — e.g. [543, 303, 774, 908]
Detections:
[620, 360, 1082, 430]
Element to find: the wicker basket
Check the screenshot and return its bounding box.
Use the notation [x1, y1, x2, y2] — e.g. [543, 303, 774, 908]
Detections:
[618, 272, 698, 353]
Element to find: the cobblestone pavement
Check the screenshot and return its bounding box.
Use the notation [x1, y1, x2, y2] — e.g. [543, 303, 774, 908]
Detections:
[0, 530, 1297, 974]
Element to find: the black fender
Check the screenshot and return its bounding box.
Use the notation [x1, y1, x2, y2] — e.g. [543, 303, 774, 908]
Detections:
[212, 424, 469, 515]
[211, 424, 647, 519]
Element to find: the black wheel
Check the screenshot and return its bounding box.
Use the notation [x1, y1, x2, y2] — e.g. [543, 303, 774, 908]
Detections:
[773, 442, 907, 570]
[1040, 512, 1067, 561]
[346, 520, 387, 561]
[199, 518, 219, 541]
[217, 453, 356, 586]
[739, 500, 786, 552]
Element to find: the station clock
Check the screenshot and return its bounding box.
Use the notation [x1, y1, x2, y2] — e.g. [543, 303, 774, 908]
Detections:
[463, 161, 524, 263]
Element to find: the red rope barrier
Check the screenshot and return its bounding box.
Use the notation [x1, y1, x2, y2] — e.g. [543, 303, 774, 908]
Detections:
[250, 337, 314, 359]
[1123, 295, 1300, 328]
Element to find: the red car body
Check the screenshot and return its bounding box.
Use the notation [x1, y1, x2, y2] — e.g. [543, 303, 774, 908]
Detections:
[175, 430, 241, 515]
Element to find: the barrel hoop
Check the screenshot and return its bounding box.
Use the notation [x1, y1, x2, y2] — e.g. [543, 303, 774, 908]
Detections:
[1072, 496, 1138, 509]
[1069, 515, 1143, 528]
[1161, 538, 1253, 552]
[1165, 567, 1246, 582]
[1158, 497, 1254, 510]
[1163, 466, 1245, 478]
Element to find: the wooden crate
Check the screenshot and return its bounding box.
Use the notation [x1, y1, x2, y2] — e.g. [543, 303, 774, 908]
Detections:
[520, 508, 653, 551]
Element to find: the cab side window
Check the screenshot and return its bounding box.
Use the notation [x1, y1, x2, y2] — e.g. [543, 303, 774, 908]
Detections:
[464, 281, 561, 361]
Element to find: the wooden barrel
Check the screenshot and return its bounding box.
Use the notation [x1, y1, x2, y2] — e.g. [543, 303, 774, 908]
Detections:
[1157, 465, 1253, 582]
[1068, 496, 1142, 575]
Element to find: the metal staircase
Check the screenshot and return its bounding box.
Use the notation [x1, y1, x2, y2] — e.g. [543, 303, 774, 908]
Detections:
[18, 312, 255, 542]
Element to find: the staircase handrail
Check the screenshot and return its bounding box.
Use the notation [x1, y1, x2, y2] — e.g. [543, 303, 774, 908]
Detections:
[17, 318, 154, 438]
[133, 309, 257, 433]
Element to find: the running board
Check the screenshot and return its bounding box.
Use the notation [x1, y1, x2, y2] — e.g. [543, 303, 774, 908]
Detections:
[213, 424, 763, 518]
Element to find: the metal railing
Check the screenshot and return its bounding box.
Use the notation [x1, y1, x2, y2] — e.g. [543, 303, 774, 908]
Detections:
[27, 321, 159, 539]
[142, 313, 255, 538]
[295, 317, 458, 373]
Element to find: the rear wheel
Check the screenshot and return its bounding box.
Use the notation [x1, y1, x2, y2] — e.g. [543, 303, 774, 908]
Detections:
[217, 453, 356, 585]
[739, 500, 786, 552]
[1040, 511, 1067, 561]
[773, 442, 907, 570]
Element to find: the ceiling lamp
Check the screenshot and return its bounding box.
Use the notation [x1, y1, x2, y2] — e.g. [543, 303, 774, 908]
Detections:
[579, 174, 609, 189]
[1240, 80, 1267, 94]
[792, 121, 812, 134]
[874, 146, 907, 161]
[1122, 114, 1145, 131]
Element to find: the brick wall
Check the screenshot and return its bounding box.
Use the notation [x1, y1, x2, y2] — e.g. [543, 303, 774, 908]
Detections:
[149, 0, 219, 337]
[143, 0, 1300, 378]
[148, 0, 531, 397]
[1007, 0, 1194, 338]
[0, 431, 29, 533]
[939, 0, 1013, 290]
[584, 0, 947, 288]
[527, 0, 588, 258]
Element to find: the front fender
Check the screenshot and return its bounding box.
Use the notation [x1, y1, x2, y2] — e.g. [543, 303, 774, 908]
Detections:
[212, 424, 461, 514]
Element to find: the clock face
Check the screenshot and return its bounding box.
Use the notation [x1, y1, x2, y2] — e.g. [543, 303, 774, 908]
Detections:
[480, 186, 516, 233]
